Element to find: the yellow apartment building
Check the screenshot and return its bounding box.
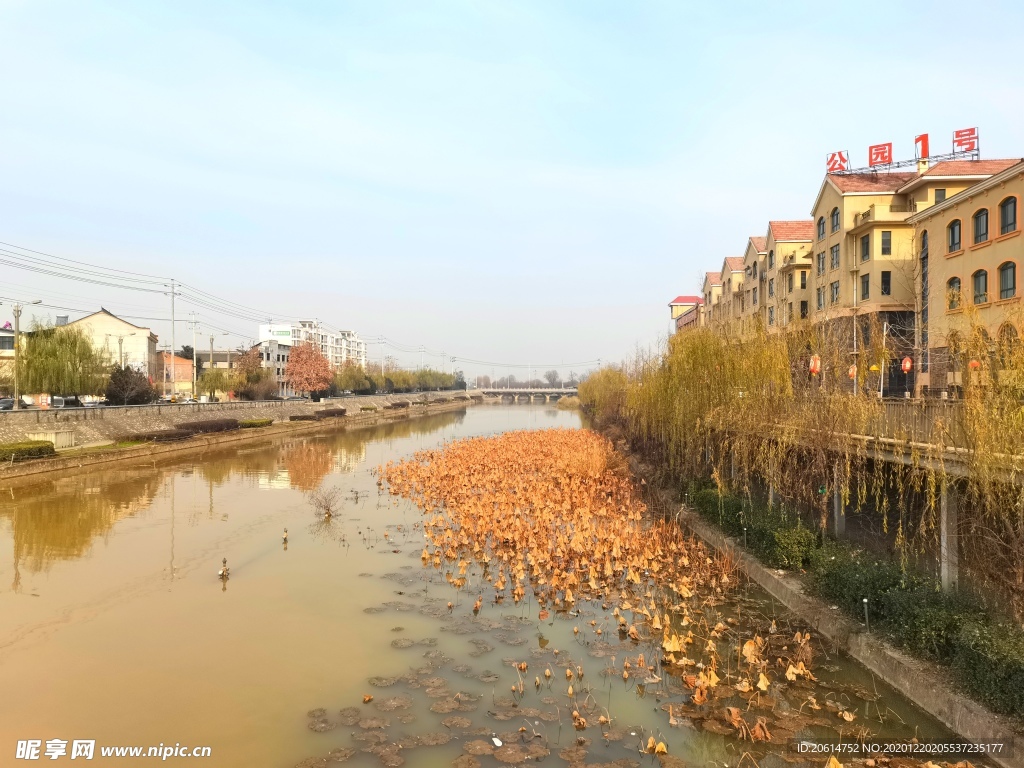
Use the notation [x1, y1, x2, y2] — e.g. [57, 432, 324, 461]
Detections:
[702, 272, 723, 328]
[669, 295, 704, 333]
[762, 220, 815, 331]
[739, 236, 767, 336]
[713, 257, 745, 336]
[907, 159, 1024, 394]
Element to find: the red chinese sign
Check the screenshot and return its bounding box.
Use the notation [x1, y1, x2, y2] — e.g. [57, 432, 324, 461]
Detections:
[953, 127, 979, 153]
[868, 142, 893, 166]
[826, 151, 849, 172]
[915, 134, 930, 159]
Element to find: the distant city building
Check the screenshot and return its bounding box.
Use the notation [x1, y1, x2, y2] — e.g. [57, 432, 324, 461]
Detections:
[258, 320, 367, 368]
[668, 296, 703, 333]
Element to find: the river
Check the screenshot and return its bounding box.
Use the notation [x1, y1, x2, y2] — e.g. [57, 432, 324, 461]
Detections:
[0, 405, 971, 767]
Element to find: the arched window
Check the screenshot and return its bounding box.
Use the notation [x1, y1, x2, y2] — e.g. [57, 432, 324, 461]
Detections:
[948, 219, 962, 252]
[1000, 197, 1017, 235]
[921, 230, 929, 257]
[973, 208, 989, 244]
[767, 249, 774, 269]
[973, 269, 988, 304]
[997, 261, 1016, 300]
[998, 324, 1020, 368]
[817, 217, 825, 240]
[830, 207, 840, 233]
[947, 277, 961, 310]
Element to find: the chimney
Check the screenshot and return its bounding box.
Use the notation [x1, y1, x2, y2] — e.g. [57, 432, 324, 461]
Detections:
[56, 315, 68, 326]
[917, 159, 929, 175]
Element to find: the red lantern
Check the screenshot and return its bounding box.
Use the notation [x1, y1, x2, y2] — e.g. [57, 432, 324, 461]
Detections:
[968, 359, 981, 371]
[809, 355, 821, 375]
[848, 364, 857, 379]
[901, 356, 913, 374]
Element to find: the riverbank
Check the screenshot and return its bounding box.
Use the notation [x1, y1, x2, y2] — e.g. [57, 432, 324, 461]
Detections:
[620, 448, 1021, 767]
[0, 396, 484, 489]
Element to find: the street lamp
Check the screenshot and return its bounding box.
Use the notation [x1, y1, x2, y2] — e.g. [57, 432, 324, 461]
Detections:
[3, 300, 42, 410]
[106, 332, 136, 368]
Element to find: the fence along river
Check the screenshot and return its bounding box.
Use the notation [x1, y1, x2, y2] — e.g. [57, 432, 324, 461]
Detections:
[0, 404, 975, 766]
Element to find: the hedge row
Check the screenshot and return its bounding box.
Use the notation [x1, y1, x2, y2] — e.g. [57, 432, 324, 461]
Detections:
[239, 418, 273, 429]
[689, 485, 1024, 716]
[289, 414, 316, 422]
[123, 429, 192, 443]
[0, 440, 57, 461]
[314, 408, 346, 419]
[360, 405, 378, 412]
[176, 419, 239, 434]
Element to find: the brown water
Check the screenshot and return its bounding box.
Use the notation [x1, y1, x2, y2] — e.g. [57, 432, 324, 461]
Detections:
[0, 406, 969, 767]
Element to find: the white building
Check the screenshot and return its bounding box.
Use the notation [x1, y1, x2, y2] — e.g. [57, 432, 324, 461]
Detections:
[255, 338, 294, 398]
[258, 321, 367, 369]
[66, 309, 158, 376]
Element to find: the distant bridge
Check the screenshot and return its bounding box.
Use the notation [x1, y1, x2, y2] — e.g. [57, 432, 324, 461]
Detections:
[481, 388, 577, 402]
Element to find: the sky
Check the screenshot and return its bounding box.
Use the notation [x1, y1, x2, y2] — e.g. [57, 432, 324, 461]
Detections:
[3, 0, 1024, 379]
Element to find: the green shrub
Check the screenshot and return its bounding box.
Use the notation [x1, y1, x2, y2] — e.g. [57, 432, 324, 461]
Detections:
[0, 440, 56, 461]
[769, 526, 817, 569]
[360, 405, 378, 412]
[239, 418, 273, 428]
[314, 408, 346, 419]
[953, 621, 1024, 715]
[123, 430, 192, 443]
[289, 414, 316, 422]
[176, 418, 239, 434]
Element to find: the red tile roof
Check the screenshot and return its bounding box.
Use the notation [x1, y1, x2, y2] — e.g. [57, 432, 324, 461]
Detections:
[723, 257, 744, 272]
[749, 236, 766, 252]
[829, 172, 917, 193]
[768, 220, 815, 242]
[669, 295, 702, 306]
[704, 271, 722, 286]
[922, 159, 1019, 177]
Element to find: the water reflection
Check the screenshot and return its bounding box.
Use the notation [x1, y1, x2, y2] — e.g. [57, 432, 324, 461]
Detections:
[0, 409, 469, 583]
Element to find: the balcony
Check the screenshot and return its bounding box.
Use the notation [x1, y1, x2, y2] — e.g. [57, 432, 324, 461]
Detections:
[853, 203, 917, 228]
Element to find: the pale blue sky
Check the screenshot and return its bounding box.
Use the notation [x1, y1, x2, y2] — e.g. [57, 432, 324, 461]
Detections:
[2, 0, 1023, 377]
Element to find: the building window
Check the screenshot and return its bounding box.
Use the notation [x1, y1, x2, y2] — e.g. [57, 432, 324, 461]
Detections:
[935, 188, 946, 203]
[973, 209, 989, 244]
[752, 287, 758, 305]
[816, 287, 825, 310]
[817, 217, 825, 240]
[787, 303, 793, 323]
[800, 270, 807, 289]
[973, 270, 988, 304]
[830, 244, 840, 269]
[817, 252, 825, 275]
[800, 300, 808, 318]
[881, 231, 891, 255]
[948, 219, 961, 252]
[0, 336, 12, 351]
[999, 324, 1020, 367]
[830, 281, 840, 304]
[1000, 261, 1016, 299]
[861, 274, 870, 301]
[787, 272, 794, 292]
[751, 263, 757, 278]
[768, 307, 774, 326]
[830, 207, 840, 233]
[861, 234, 870, 261]
[768, 278, 774, 297]
[947, 277, 961, 310]
[881, 271, 891, 296]
[1000, 197, 1017, 235]
[768, 250, 774, 269]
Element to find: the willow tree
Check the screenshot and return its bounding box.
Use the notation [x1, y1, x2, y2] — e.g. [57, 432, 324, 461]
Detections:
[21, 323, 108, 397]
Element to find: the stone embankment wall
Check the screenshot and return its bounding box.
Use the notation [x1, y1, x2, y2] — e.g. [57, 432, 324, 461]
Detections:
[0, 392, 485, 445]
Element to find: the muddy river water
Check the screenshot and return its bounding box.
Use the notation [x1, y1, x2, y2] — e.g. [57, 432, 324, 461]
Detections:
[0, 405, 970, 767]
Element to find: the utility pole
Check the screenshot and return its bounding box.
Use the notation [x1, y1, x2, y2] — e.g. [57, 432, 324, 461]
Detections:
[190, 312, 198, 398]
[106, 332, 136, 368]
[170, 279, 176, 401]
[11, 300, 41, 410]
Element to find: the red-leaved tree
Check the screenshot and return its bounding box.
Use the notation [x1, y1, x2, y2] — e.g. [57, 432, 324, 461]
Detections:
[285, 342, 333, 397]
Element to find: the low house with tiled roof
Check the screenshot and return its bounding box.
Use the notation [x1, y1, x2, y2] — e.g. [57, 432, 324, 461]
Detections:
[762, 220, 815, 331]
[669, 295, 704, 333]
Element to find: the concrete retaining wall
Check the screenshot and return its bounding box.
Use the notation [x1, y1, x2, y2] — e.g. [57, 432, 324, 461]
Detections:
[0, 392, 484, 445]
